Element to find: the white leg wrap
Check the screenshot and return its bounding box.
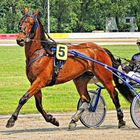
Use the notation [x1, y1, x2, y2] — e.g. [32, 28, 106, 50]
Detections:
[71, 102, 89, 122]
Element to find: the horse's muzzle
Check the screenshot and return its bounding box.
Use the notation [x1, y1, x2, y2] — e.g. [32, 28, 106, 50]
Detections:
[16, 39, 25, 47]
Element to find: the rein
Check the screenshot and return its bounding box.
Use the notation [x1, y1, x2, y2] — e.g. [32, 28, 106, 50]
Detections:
[30, 38, 72, 46]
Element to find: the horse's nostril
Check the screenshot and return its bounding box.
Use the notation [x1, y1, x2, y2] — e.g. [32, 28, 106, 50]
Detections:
[20, 39, 24, 42]
[16, 39, 25, 46]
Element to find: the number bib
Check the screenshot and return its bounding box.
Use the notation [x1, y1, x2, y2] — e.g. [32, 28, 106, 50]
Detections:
[56, 44, 68, 60]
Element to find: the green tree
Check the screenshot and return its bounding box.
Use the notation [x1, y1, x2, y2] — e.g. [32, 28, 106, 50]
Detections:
[0, 0, 140, 33]
[104, 0, 131, 31]
[129, 0, 140, 31]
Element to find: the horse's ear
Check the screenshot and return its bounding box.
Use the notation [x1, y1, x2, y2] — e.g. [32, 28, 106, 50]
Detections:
[33, 9, 39, 17]
[23, 7, 29, 15]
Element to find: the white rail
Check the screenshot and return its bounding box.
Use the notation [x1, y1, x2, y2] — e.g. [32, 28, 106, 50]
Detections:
[1, 32, 140, 46]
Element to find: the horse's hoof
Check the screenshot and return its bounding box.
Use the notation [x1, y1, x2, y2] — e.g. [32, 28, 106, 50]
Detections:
[68, 120, 77, 130]
[45, 114, 59, 126]
[118, 120, 126, 128]
[6, 118, 15, 128]
[52, 118, 59, 126]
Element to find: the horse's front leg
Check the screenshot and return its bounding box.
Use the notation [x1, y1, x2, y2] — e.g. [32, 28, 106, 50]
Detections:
[34, 90, 59, 126]
[6, 78, 59, 128]
[6, 91, 29, 128]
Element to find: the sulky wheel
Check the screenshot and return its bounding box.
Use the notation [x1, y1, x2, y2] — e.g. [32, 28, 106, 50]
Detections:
[77, 90, 106, 128]
[130, 93, 140, 128]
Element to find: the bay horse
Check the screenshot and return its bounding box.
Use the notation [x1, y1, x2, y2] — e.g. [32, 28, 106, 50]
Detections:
[6, 8, 127, 129]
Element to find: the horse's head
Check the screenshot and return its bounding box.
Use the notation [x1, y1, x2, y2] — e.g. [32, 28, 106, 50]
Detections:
[16, 8, 39, 46]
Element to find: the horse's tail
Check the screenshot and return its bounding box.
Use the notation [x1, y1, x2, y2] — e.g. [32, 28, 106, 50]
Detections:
[104, 48, 135, 103]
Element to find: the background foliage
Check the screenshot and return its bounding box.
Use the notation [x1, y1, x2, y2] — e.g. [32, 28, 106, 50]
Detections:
[0, 0, 140, 33]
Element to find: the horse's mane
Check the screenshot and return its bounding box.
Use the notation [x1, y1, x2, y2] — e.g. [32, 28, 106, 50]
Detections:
[37, 19, 47, 46]
[37, 19, 56, 52]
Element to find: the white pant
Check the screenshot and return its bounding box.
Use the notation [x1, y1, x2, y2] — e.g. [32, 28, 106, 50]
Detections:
[127, 71, 140, 83]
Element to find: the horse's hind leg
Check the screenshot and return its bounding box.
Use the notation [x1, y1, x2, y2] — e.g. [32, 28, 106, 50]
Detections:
[105, 83, 125, 128]
[113, 91, 126, 128]
[96, 70, 125, 128]
[34, 90, 59, 126]
[69, 72, 92, 129]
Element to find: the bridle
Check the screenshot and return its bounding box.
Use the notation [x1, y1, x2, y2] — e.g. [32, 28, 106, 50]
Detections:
[18, 13, 39, 44]
[17, 13, 58, 47]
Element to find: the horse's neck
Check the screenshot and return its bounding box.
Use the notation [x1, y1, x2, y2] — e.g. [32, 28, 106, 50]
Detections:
[25, 26, 44, 59]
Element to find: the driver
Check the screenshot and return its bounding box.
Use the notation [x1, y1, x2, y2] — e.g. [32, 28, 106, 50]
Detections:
[122, 38, 140, 83]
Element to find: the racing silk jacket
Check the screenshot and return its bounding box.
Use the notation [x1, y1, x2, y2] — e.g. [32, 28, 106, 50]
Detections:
[123, 52, 140, 73]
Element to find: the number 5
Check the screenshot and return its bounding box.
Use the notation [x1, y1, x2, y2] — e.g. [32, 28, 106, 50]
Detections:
[56, 44, 68, 60]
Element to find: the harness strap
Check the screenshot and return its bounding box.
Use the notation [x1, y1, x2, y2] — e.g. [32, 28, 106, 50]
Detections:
[48, 57, 65, 86]
[48, 68, 58, 86]
[26, 49, 64, 86]
[26, 53, 46, 68]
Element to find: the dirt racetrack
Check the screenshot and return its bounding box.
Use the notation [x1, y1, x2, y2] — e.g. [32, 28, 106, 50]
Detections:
[0, 110, 140, 140]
